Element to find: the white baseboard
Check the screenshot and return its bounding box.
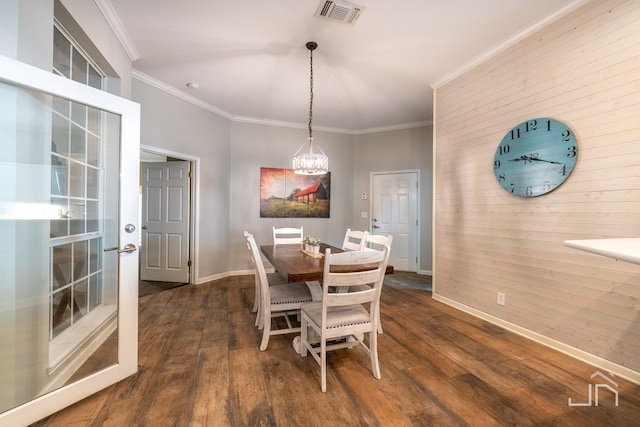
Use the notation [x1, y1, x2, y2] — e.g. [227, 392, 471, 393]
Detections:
[432, 293, 640, 385]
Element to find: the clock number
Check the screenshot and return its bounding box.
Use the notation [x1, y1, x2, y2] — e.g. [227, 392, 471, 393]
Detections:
[543, 180, 551, 191]
[510, 128, 520, 140]
[545, 120, 551, 131]
[525, 186, 533, 197]
[559, 164, 567, 176]
[499, 144, 510, 155]
[498, 173, 506, 183]
[509, 182, 515, 193]
[561, 129, 572, 142]
[526, 120, 537, 132]
[566, 145, 576, 158]
[494, 159, 501, 170]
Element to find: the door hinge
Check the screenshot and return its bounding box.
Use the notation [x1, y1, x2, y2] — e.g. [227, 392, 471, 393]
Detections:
[188, 171, 193, 178]
[187, 260, 192, 267]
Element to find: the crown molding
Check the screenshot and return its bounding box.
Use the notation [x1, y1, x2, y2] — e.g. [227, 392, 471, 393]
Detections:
[95, 0, 140, 61]
[132, 70, 430, 134]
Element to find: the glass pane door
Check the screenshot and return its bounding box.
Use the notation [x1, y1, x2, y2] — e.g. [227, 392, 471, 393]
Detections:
[0, 55, 139, 425]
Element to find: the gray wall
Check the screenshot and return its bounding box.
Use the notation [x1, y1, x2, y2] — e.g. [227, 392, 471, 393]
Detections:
[131, 77, 433, 280]
[354, 127, 433, 272]
[132, 79, 232, 281]
[228, 123, 357, 273]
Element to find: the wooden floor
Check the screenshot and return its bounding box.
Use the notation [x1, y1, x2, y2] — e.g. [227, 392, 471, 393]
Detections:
[33, 274, 639, 426]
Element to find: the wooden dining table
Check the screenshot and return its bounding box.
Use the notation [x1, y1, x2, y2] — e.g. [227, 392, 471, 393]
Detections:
[260, 242, 393, 283]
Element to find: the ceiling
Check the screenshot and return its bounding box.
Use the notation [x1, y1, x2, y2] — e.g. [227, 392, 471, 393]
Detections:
[105, 0, 581, 134]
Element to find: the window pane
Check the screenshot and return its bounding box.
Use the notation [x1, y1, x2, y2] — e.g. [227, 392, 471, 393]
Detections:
[86, 200, 99, 233]
[53, 28, 71, 78]
[69, 161, 86, 198]
[87, 166, 99, 199]
[73, 279, 88, 322]
[73, 240, 88, 281]
[88, 65, 101, 89]
[72, 101, 87, 128]
[52, 115, 70, 157]
[50, 198, 69, 238]
[52, 244, 72, 290]
[71, 47, 87, 84]
[70, 122, 86, 163]
[51, 289, 71, 338]
[89, 238, 102, 273]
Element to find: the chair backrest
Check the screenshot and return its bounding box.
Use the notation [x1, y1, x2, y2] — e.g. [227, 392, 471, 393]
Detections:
[321, 247, 389, 307]
[272, 226, 304, 245]
[341, 229, 368, 251]
[364, 233, 393, 252]
[244, 231, 270, 300]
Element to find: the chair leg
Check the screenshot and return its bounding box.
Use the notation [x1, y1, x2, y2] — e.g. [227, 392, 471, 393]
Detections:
[260, 313, 271, 351]
[369, 330, 381, 379]
[321, 337, 327, 392]
[252, 275, 259, 313]
[300, 314, 308, 357]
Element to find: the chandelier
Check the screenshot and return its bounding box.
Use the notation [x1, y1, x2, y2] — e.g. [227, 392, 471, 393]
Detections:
[292, 41, 328, 175]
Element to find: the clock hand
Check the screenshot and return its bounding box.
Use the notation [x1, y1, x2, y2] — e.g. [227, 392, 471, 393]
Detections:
[529, 157, 562, 164]
[509, 155, 561, 164]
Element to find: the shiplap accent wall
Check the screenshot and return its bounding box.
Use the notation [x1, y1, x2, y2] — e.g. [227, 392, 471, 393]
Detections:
[432, 0, 640, 380]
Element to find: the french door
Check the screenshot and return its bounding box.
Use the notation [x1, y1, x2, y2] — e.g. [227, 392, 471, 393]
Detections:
[0, 56, 139, 425]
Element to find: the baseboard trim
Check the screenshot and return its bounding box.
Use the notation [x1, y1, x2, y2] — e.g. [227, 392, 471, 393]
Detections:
[432, 293, 640, 385]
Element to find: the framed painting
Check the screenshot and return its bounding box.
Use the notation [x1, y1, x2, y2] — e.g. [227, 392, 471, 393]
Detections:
[260, 167, 331, 218]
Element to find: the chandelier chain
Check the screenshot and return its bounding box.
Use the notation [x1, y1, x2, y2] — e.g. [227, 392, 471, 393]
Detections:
[308, 46, 314, 140]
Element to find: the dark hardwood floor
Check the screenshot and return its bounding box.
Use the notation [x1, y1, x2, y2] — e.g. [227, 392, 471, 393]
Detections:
[33, 273, 639, 426]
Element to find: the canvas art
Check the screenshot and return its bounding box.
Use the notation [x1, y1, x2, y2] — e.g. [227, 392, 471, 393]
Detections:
[260, 167, 331, 218]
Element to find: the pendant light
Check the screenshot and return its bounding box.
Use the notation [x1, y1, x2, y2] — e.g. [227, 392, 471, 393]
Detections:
[292, 41, 328, 175]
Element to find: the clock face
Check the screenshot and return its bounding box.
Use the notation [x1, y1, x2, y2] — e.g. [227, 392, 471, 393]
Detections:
[493, 118, 577, 197]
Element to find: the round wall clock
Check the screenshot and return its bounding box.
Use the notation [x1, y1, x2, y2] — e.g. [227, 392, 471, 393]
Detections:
[493, 118, 578, 197]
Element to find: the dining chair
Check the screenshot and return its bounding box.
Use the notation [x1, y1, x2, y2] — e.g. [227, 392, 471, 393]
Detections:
[245, 232, 313, 351]
[299, 246, 389, 392]
[243, 231, 286, 325]
[357, 233, 393, 333]
[341, 228, 368, 251]
[364, 233, 393, 252]
[272, 226, 304, 245]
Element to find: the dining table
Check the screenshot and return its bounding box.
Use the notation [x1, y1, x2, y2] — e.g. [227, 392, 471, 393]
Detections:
[261, 241, 394, 354]
[260, 242, 394, 284]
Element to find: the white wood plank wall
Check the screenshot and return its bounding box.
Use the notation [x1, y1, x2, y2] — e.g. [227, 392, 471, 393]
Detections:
[432, 0, 640, 378]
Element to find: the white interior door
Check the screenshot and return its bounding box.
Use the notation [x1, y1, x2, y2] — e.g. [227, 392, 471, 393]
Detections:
[141, 161, 190, 283]
[0, 56, 139, 426]
[371, 171, 419, 271]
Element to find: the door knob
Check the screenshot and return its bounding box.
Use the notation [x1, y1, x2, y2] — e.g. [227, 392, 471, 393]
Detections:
[372, 224, 380, 229]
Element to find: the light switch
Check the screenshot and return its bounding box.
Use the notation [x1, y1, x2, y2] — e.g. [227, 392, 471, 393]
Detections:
[361, 192, 367, 200]
[361, 211, 368, 218]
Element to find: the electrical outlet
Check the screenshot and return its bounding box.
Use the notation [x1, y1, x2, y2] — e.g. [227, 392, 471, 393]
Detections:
[497, 292, 506, 306]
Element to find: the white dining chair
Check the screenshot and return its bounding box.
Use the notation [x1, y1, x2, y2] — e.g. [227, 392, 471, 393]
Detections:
[356, 233, 393, 333]
[272, 226, 304, 245]
[299, 247, 389, 392]
[341, 228, 368, 251]
[243, 231, 286, 325]
[245, 232, 312, 351]
[364, 233, 393, 252]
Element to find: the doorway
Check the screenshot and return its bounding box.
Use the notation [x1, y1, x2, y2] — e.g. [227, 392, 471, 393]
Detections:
[370, 170, 419, 272]
[139, 147, 197, 285]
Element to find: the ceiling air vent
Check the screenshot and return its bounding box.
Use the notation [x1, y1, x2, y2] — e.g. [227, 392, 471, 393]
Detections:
[315, 0, 365, 26]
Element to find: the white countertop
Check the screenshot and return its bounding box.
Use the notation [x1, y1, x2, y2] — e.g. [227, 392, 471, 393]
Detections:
[564, 238, 640, 265]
